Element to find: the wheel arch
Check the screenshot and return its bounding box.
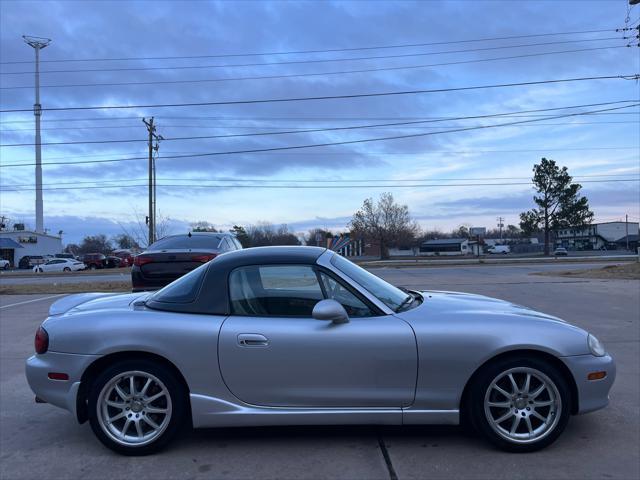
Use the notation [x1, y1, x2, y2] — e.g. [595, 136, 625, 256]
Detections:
[76, 350, 191, 424]
[460, 349, 580, 418]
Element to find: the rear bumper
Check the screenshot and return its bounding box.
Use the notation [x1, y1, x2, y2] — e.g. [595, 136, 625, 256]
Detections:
[131, 268, 168, 291]
[561, 353, 616, 414]
[25, 352, 100, 420]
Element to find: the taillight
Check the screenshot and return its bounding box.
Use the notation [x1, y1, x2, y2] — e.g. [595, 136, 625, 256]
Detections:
[35, 326, 49, 354]
[133, 255, 153, 267]
[192, 254, 216, 263]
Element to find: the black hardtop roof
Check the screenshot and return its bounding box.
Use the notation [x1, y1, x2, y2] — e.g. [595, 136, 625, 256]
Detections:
[211, 245, 327, 269]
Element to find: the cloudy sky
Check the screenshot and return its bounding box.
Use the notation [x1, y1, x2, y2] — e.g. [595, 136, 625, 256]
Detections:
[1, 0, 638, 244]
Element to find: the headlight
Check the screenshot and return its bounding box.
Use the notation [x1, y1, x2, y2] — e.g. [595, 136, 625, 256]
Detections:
[588, 333, 606, 357]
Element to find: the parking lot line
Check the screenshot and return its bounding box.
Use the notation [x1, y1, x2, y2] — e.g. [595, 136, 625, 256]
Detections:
[0, 294, 65, 310]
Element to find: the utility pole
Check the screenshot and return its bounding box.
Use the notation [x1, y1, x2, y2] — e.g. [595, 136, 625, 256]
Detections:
[497, 216, 505, 242]
[23, 35, 51, 234]
[626, 214, 629, 251]
[142, 118, 163, 246]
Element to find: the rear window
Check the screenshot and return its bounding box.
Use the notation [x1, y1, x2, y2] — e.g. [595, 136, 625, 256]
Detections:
[149, 235, 223, 250]
[149, 263, 208, 303]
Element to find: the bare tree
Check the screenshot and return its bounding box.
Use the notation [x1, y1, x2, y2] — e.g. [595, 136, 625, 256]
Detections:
[245, 222, 301, 246]
[118, 206, 174, 248]
[350, 192, 418, 259]
[190, 221, 217, 232]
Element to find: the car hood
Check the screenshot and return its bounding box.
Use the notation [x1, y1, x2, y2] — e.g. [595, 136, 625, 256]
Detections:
[408, 290, 567, 324]
[49, 292, 149, 316]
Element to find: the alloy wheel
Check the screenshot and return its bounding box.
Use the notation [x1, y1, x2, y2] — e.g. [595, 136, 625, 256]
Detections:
[483, 367, 561, 444]
[96, 370, 172, 447]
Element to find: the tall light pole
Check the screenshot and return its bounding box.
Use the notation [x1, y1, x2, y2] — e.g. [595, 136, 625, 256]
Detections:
[23, 35, 51, 234]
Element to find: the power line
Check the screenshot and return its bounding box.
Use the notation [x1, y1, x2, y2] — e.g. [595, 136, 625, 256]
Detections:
[1, 111, 638, 126]
[2, 120, 637, 133]
[1, 178, 637, 193]
[1, 145, 635, 165]
[1, 46, 632, 90]
[1, 103, 637, 168]
[2, 100, 636, 147]
[1, 36, 626, 76]
[0, 27, 623, 65]
[3, 172, 638, 189]
[2, 74, 637, 113]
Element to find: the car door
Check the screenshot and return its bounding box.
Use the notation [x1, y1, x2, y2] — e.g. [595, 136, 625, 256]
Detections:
[218, 264, 418, 408]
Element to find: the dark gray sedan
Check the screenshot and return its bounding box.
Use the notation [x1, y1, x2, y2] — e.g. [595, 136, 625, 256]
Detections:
[26, 246, 615, 455]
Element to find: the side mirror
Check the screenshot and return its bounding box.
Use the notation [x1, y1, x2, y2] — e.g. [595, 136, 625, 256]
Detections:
[312, 299, 349, 324]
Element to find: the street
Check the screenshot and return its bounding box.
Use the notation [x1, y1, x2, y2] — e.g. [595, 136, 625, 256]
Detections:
[1, 263, 638, 479]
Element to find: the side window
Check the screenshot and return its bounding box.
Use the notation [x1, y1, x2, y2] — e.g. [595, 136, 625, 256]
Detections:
[221, 238, 231, 251]
[229, 265, 324, 317]
[232, 238, 242, 250]
[318, 271, 374, 318]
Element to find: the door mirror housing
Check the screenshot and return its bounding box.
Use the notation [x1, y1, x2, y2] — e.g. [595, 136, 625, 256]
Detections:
[312, 299, 349, 324]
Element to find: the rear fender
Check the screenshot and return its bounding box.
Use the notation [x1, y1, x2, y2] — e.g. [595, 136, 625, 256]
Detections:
[49, 293, 120, 316]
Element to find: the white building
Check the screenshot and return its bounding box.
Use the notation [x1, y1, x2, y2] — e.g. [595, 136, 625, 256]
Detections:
[555, 221, 639, 250]
[0, 230, 63, 267]
[419, 238, 470, 256]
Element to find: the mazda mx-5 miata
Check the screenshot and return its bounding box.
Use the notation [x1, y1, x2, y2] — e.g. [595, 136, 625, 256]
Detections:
[26, 246, 615, 455]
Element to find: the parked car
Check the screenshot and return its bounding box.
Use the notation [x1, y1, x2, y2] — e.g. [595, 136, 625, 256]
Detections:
[27, 246, 615, 455]
[0, 259, 10, 270]
[112, 250, 135, 267]
[82, 253, 107, 270]
[554, 247, 569, 256]
[18, 255, 46, 269]
[33, 258, 85, 273]
[131, 232, 242, 291]
[105, 256, 123, 269]
[487, 245, 511, 254]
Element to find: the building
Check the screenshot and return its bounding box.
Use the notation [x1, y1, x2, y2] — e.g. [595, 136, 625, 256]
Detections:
[555, 221, 640, 251]
[0, 230, 63, 267]
[616, 234, 639, 252]
[419, 238, 469, 256]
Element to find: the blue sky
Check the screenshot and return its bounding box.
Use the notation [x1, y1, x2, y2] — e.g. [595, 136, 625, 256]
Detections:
[1, 0, 638, 244]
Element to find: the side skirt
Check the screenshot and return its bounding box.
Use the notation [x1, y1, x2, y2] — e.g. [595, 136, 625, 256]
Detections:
[190, 394, 459, 428]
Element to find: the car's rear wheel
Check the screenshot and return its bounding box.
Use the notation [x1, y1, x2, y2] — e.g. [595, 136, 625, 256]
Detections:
[89, 264, 97, 270]
[63, 267, 71, 272]
[88, 360, 187, 455]
[467, 357, 571, 452]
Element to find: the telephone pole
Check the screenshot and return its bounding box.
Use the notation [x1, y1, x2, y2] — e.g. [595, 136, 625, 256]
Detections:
[142, 118, 163, 246]
[626, 214, 629, 251]
[23, 35, 51, 234]
[497, 216, 505, 241]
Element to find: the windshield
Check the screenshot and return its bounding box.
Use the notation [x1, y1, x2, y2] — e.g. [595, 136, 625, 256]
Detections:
[149, 235, 222, 250]
[330, 254, 409, 311]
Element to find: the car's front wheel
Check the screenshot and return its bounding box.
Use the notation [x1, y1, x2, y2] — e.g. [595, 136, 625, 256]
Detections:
[88, 360, 187, 455]
[467, 357, 571, 452]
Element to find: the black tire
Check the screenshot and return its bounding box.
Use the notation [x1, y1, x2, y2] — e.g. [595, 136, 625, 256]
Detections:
[89, 264, 97, 270]
[87, 359, 188, 455]
[63, 267, 71, 272]
[466, 356, 571, 452]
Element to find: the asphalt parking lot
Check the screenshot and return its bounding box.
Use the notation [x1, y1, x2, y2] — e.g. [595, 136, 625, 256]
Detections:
[1, 263, 638, 480]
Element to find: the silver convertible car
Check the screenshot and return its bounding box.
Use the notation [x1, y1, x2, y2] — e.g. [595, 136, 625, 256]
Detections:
[26, 246, 615, 455]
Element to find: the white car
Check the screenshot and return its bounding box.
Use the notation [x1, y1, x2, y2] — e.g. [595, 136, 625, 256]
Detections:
[487, 245, 511, 254]
[0, 259, 10, 270]
[33, 258, 85, 273]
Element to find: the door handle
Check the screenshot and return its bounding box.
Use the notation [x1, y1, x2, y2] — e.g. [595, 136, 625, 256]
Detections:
[237, 333, 269, 347]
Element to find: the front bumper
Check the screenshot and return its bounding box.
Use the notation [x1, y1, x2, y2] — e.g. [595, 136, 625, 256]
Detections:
[25, 352, 100, 420]
[561, 353, 616, 414]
